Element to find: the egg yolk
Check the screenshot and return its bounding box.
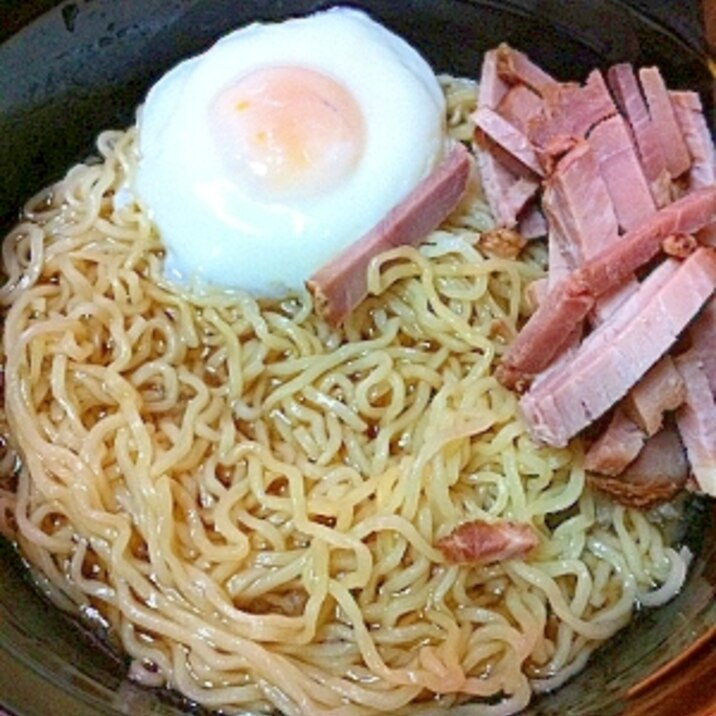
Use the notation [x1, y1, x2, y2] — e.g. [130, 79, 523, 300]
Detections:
[209, 67, 365, 200]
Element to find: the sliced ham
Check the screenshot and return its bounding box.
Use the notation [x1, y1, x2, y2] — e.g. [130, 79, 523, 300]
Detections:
[588, 114, 656, 231]
[624, 357, 685, 435]
[478, 48, 510, 109]
[518, 205, 548, 239]
[585, 409, 646, 476]
[607, 63, 670, 207]
[307, 142, 471, 326]
[639, 67, 691, 180]
[474, 143, 539, 228]
[495, 43, 559, 96]
[670, 91, 716, 190]
[437, 519, 538, 564]
[519, 250, 716, 447]
[472, 107, 544, 177]
[542, 141, 620, 266]
[529, 70, 616, 169]
[588, 425, 688, 508]
[689, 300, 716, 391]
[671, 90, 716, 246]
[497, 187, 716, 389]
[497, 85, 544, 133]
[579, 186, 716, 293]
[674, 350, 716, 496]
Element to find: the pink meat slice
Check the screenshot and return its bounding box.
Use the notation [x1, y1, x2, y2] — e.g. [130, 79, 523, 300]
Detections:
[307, 142, 471, 326]
[542, 141, 620, 266]
[437, 519, 538, 565]
[584, 409, 646, 475]
[495, 43, 559, 96]
[472, 107, 544, 177]
[670, 90, 716, 190]
[479, 48, 510, 109]
[588, 114, 656, 231]
[607, 63, 670, 207]
[518, 205, 548, 239]
[528, 70, 617, 168]
[519, 250, 716, 447]
[639, 67, 691, 180]
[588, 425, 688, 508]
[474, 141, 539, 228]
[688, 300, 716, 392]
[624, 357, 684, 435]
[497, 85, 545, 133]
[497, 186, 716, 390]
[674, 350, 716, 496]
[671, 90, 716, 246]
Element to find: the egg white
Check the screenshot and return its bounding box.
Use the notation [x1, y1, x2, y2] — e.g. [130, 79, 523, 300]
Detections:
[135, 7, 447, 297]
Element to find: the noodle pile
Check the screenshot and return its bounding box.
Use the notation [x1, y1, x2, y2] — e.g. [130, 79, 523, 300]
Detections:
[0, 77, 689, 716]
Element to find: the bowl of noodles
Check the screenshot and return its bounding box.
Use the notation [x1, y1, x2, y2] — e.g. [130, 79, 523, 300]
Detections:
[0, 1, 714, 715]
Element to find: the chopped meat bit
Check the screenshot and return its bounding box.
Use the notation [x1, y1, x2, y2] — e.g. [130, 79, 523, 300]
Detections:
[584, 409, 646, 476]
[674, 349, 716, 497]
[497, 85, 544, 134]
[518, 205, 548, 239]
[479, 48, 510, 109]
[474, 140, 540, 228]
[670, 90, 716, 191]
[588, 114, 656, 232]
[519, 251, 716, 447]
[639, 67, 692, 180]
[307, 142, 471, 326]
[495, 43, 559, 96]
[543, 141, 620, 266]
[437, 519, 538, 565]
[625, 356, 685, 436]
[529, 70, 616, 170]
[607, 63, 670, 207]
[495, 274, 594, 391]
[662, 233, 698, 258]
[588, 425, 688, 508]
[479, 226, 526, 259]
[472, 107, 544, 177]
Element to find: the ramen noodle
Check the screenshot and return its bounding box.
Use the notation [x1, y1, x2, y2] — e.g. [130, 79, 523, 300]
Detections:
[0, 75, 689, 716]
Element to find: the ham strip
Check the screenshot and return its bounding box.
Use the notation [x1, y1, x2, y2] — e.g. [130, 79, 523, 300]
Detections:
[588, 114, 656, 231]
[307, 142, 471, 326]
[472, 107, 544, 177]
[674, 350, 716, 496]
[497, 187, 716, 389]
[624, 357, 684, 435]
[529, 70, 616, 169]
[542, 141, 620, 266]
[519, 250, 716, 447]
[671, 90, 716, 246]
[607, 63, 670, 207]
[495, 43, 559, 96]
[479, 48, 510, 109]
[588, 425, 688, 508]
[639, 67, 691, 179]
[497, 85, 544, 133]
[437, 519, 538, 564]
[474, 143, 539, 228]
[671, 91, 716, 190]
[584, 409, 645, 476]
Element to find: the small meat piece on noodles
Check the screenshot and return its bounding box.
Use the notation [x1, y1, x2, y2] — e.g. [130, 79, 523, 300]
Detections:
[437, 519, 539, 565]
[588, 425, 688, 508]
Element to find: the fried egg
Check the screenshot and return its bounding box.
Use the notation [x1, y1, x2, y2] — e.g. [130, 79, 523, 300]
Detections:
[135, 7, 447, 297]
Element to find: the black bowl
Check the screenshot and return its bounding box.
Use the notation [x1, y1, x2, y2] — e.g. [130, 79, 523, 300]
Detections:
[0, 2, 714, 715]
